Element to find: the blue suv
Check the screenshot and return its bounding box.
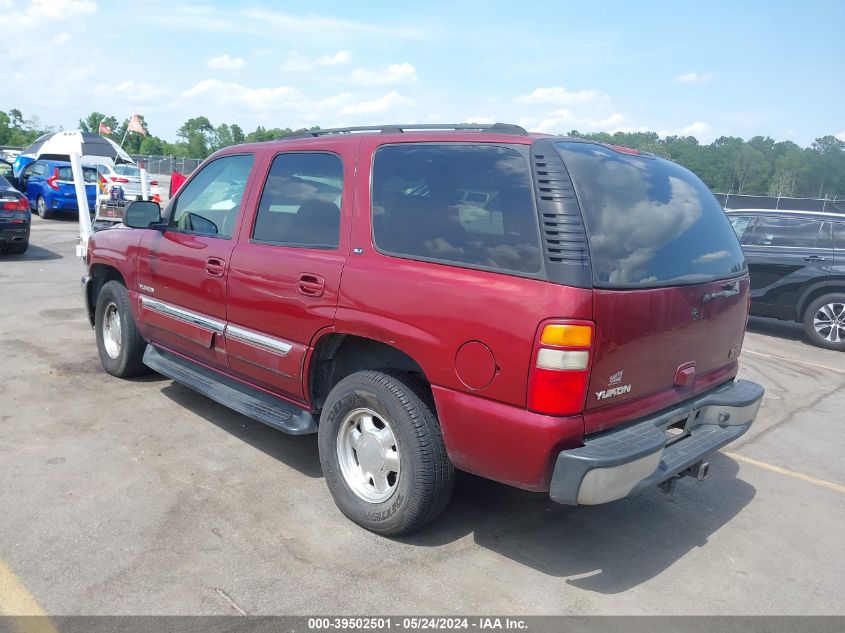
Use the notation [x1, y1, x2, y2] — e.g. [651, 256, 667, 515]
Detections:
[19, 159, 97, 219]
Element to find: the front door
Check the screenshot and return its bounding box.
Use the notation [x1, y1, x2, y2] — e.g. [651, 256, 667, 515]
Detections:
[225, 148, 352, 403]
[135, 153, 257, 370]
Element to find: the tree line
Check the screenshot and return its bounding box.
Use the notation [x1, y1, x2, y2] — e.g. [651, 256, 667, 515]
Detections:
[2, 107, 843, 198]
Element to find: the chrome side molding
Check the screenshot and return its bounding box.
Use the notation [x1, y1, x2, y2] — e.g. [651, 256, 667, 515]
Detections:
[140, 296, 226, 334]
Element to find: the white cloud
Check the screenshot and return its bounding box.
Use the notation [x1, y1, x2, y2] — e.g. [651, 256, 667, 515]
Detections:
[693, 250, 731, 264]
[676, 72, 713, 84]
[348, 63, 417, 86]
[836, 130, 845, 142]
[465, 116, 496, 125]
[659, 121, 712, 139]
[516, 87, 606, 106]
[95, 79, 169, 101]
[340, 91, 415, 115]
[525, 110, 629, 134]
[182, 79, 300, 111]
[206, 54, 245, 71]
[52, 31, 70, 45]
[281, 50, 351, 72]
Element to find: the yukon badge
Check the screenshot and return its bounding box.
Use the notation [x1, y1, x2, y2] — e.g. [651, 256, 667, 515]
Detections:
[596, 370, 631, 400]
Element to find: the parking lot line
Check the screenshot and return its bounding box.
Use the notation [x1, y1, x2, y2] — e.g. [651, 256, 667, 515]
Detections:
[742, 348, 845, 374]
[0, 559, 55, 630]
[724, 451, 845, 494]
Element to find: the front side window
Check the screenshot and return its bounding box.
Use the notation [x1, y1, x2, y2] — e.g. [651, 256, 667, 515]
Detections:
[170, 154, 254, 238]
[252, 152, 342, 248]
[372, 144, 541, 274]
[747, 216, 825, 248]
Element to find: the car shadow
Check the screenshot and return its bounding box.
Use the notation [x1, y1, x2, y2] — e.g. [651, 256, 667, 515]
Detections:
[154, 379, 755, 593]
[158, 381, 322, 479]
[747, 316, 807, 344]
[400, 453, 755, 593]
[0, 243, 63, 261]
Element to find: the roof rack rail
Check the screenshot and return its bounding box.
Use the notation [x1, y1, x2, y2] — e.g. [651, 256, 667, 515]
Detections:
[279, 122, 528, 140]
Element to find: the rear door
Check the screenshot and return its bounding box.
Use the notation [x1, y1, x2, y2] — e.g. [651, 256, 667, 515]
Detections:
[135, 153, 256, 370]
[224, 145, 353, 403]
[742, 215, 832, 319]
[554, 141, 750, 433]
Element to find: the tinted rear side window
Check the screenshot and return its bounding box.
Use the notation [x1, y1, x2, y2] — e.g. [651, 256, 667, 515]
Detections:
[556, 142, 747, 288]
[746, 216, 826, 248]
[372, 144, 542, 274]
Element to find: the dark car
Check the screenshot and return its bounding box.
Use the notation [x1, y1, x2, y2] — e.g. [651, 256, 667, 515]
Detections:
[19, 159, 98, 219]
[82, 124, 763, 535]
[727, 208, 845, 350]
[0, 174, 31, 254]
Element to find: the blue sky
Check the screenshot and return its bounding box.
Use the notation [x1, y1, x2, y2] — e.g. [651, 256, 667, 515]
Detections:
[4, 0, 843, 145]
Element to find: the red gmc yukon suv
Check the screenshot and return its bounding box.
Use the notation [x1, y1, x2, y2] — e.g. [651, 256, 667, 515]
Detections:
[83, 123, 764, 535]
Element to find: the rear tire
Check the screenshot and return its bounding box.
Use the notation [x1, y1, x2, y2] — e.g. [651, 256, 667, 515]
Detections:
[36, 195, 51, 219]
[95, 280, 148, 376]
[803, 293, 845, 351]
[318, 370, 454, 536]
[7, 240, 28, 254]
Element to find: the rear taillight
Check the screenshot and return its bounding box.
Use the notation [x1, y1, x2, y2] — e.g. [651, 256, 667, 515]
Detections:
[47, 168, 60, 189]
[2, 198, 29, 211]
[527, 321, 594, 416]
[150, 180, 158, 186]
[110, 177, 129, 183]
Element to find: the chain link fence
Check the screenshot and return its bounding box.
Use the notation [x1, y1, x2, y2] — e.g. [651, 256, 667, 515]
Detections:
[716, 193, 845, 214]
[129, 155, 203, 176]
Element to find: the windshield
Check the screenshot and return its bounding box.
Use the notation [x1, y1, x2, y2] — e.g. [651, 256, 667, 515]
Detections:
[555, 141, 746, 288]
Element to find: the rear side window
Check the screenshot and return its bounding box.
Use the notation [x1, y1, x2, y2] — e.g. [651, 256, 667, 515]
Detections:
[556, 142, 747, 288]
[835, 224, 845, 250]
[728, 215, 754, 242]
[372, 144, 541, 274]
[252, 152, 342, 248]
[747, 216, 825, 248]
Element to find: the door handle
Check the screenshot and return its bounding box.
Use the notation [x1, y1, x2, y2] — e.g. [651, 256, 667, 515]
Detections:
[802, 255, 826, 262]
[205, 257, 226, 277]
[702, 281, 740, 304]
[297, 273, 325, 297]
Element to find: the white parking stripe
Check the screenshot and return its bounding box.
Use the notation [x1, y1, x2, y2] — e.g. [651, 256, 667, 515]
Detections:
[742, 348, 845, 375]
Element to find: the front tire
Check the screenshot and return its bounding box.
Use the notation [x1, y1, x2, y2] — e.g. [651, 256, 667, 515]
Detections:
[318, 370, 454, 536]
[803, 293, 845, 351]
[36, 195, 52, 219]
[95, 280, 148, 376]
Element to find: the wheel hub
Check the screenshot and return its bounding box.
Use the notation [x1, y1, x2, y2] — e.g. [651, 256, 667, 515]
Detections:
[814, 302, 845, 343]
[336, 407, 400, 503]
[102, 302, 122, 359]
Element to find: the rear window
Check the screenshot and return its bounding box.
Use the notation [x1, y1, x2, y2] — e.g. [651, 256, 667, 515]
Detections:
[56, 166, 98, 183]
[114, 165, 140, 177]
[372, 144, 542, 274]
[556, 142, 747, 288]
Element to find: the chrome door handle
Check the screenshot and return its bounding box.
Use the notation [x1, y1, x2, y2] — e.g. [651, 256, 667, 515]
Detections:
[802, 255, 826, 262]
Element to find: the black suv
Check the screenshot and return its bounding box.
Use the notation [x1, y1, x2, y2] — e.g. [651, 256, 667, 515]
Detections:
[727, 209, 845, 350]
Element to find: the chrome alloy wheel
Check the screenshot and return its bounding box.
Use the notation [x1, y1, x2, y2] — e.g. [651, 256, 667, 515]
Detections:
[336, 407, 400, 503]
[102, 301, 122, 359]
[813, 302, 845, 343]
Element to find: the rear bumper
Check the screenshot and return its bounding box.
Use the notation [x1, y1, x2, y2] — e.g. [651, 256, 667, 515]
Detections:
[549, 379, 764, 505]
[0, 225, 29, 244]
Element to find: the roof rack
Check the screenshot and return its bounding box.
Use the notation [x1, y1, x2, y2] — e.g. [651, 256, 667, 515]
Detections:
[279, 122, 528, 140]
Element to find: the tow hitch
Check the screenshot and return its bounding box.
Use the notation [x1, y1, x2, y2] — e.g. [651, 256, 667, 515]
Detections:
[658, 460, 711, 495]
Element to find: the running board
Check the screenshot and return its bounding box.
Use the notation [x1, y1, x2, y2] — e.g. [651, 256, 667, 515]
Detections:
[143, 345, 317, 435]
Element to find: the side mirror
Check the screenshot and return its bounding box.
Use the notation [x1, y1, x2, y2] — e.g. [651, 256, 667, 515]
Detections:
[124, 200, 163, 229]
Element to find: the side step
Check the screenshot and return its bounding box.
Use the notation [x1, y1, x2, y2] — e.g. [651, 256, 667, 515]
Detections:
[143, 345, 317, 435]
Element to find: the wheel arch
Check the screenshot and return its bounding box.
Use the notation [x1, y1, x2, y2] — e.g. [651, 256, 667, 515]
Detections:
[307, 332, 432, 414]
[86, 264, 127, 326]
[796, 281, 845, 322]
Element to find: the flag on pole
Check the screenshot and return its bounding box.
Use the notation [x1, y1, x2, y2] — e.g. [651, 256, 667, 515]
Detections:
[98, 121, 113, 135]
[127, 114, 147, 137]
